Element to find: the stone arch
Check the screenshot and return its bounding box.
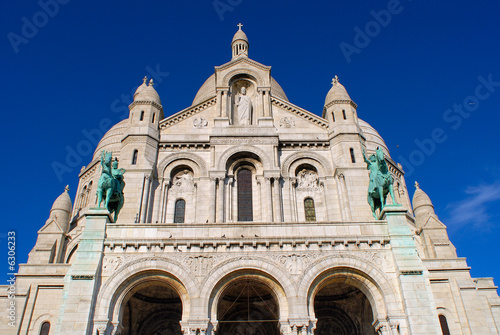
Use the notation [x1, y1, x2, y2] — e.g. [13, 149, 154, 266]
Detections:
[218, 145, 272, 171]
[298, 254, 399, 321]
[93, 257, 197, 329]
[222, 68, 265, 87]
[281, 151, 334, 178]
[158, 152, 208, 178]
[436, 307, 459, 334]
[64, 232, 82, 263]
[29, 313, 56, 332]
[199, 257, 295, 322]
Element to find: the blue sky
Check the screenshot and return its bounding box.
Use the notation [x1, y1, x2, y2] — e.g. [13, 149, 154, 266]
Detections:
[1, 1, 499, 289]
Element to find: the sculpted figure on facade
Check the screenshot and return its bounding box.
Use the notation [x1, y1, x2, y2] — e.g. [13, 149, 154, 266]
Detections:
[235, 86, 252, 125]
[297, 169, 318, 188]
[363, 147, 397, 218]
[97, 150, 125, 221]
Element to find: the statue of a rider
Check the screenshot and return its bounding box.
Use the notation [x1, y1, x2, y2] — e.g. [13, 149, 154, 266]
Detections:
[362, 147, 398, 218]
[96, 151, 125, 221]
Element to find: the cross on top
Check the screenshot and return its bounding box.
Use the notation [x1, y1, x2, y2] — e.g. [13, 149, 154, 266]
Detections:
[415, 181, 420, 189]
[65, 185, 70, 192]
[332, 75, 339, 85]
[237, 23, 243, 30]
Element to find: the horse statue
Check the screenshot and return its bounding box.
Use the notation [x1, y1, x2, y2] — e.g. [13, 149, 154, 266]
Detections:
[362, 147, 398, 218]
[96, 151, 125, 221]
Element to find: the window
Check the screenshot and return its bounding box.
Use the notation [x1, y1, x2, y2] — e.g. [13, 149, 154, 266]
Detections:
[152, 113, 155, 123]
[350, 148, 356, 163]
[174, 199, 186, 223]
[342, 109, 347, 120]
[304, 198, 316, 221]
[40, 322, 50, 335]
[140, 110, 144, 121]
[331, 111, 335, 122]
[132, 150, 138, 165]
[439, 315, 450, 335]
[237, 169, 253, 221]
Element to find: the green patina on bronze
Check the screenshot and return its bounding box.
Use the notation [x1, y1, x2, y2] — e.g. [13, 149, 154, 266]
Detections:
[363, 147, 398, 218]
[96, 150, 125, 221]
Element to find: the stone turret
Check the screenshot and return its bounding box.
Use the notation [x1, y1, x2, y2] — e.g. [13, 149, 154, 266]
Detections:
[412, 182, 457, 258]
[27, 186, 72, 264]
[231, 23, 249, 60]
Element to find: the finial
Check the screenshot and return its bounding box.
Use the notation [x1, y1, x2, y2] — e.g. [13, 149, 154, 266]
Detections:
[65, 185, 70, 192]
[143, 76, 147, 84]
[237, 23, 243, 31]
[332, 75, 339, 85]
[149, 78, 154, 87]
[415, 181, 420, 189]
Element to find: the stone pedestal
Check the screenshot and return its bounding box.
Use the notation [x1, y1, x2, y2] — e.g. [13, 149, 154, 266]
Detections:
[55, 208, 110, 334]
[257, 117, 274, 127]
[381, 205, 441, 335]
[214, 117, 230, 127]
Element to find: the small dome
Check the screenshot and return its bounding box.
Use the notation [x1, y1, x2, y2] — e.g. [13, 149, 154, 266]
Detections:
[412, 182, 435, 214]
[134, 78, 161, 104]
[232, 28, 248, 43]
[92, 119, 129, 160]
[325, 76, 351, 106]
[358, 119, 390, 157]
[51, 186, 72, 214]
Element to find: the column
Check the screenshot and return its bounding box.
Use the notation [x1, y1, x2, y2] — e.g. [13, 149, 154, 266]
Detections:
[221, 89, 229, 118]
[161, 180, 171, 223]
[154, 178, 164, 223]
[225, 176, 233, 222]
[217, 90, 223, 117]
[209, 177, 216, 223]
[291, 177, 298, 222]
[263, 89, 271, 117]
[232, 177, 238, 221]
[273, 178, 282, 222]
[217, 178, 225, 222]
[320, 180, 329, 221]
[140, 175, 151, 223]
[265, 177, 273, 222]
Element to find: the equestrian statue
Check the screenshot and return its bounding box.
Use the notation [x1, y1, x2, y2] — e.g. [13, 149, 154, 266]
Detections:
[362, 147, 398, 219]
[96, 150, 125, 221]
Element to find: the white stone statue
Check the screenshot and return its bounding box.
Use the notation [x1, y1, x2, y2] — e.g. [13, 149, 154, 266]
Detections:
[298, 169, 318, 188]
[235, 87, 251, 125]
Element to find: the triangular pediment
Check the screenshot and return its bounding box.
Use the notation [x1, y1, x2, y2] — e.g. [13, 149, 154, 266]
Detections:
[272, 96, 328, 130]
[422, 215, 447, 229]
[38, 217, 64, 234]
[215, 57, 271, 73]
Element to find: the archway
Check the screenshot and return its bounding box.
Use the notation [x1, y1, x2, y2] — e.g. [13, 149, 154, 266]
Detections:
[120, 280, 182, 335]
[314, 281, 376, 335]
[217, 279, 280, 335]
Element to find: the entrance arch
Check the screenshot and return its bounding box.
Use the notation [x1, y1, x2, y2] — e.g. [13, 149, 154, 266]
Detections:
[120, 279, 182, 335]
[217, 278, 280, 335]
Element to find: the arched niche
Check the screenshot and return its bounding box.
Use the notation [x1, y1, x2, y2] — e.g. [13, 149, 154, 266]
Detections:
[229, 74, 257, 125]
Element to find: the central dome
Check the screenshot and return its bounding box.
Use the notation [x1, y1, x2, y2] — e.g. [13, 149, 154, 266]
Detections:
[192, 74, 289, 106]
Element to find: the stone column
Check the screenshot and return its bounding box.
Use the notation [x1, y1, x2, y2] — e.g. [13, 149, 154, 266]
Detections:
[209, 177, 217, 223]
[265, 177, 273, 222]
[225, 176, 233, 222]
[161, 180, 171, 223]
[291, 177, 298, 222]
[55, 209, 110, 334]
[140, 175, 151, 223]
[232, 177, 238, 221]
[382, 205, 441, 334]
[217, 178, 225, 222]
[320, 180, 329, 221]
[272, 177, 282, 222]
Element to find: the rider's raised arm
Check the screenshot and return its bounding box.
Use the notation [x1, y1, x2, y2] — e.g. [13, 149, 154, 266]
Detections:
[362, 149, 370, 165]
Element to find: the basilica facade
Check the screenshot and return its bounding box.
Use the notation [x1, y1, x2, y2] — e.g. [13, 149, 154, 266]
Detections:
[2, 26, 500, 335]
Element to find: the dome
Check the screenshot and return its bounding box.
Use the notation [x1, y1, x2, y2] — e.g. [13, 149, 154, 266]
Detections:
[358, 119, 390, 156]
[134, 78, 161, 104]
[93, 119, 129, 160]
[325, 77, 351, 106]
[51, 186, 72, 214]
[192, 74, 289, 106]
[232, 28, 248, 43]
[413, 182, 435, 214]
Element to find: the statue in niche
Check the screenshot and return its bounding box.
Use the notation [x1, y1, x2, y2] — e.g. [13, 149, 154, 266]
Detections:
[297, 169, 318, 188]
[173, 170, 193, 189]
[235, 86, 252, 125]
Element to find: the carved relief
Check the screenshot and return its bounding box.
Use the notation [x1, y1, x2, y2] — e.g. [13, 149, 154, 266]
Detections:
[272, 254, 320, 275]
[103, 256, 124, 275]
[193, 118, 208, 128]
[296, 169, 320, 191]
[171, 170, 194, 192]
[280, 117, 295, 128]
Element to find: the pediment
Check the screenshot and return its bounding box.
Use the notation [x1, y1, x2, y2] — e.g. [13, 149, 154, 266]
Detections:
[422, 215, 447, 229]
[272, 97, 328, 130]
[39, 217, 64, 234]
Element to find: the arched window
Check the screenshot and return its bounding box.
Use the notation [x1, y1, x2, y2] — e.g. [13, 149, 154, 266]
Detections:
[152, 113, 155, 123]
[140, 110, 145, 121]
[439, 315, 450, 335]
[237, 169, 253, 221]
[132, 150, 138, 165]
[174, 199, 186, 223]
[40, 321, 50, 335]
[304, 198, 316, 221]
[331, 111, 335, 122]
[350, 148, 356, 163]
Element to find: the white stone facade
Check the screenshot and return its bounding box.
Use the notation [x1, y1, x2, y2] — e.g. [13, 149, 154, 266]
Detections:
[2, 27, 499, 335]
